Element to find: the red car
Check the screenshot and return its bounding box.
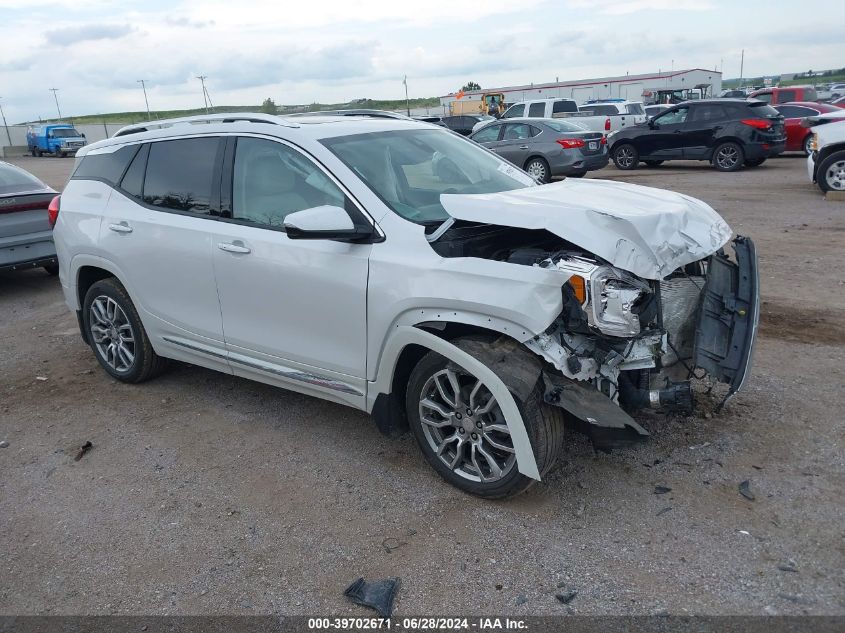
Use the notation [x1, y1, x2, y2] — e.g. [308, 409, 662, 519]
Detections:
[774, 102, 844, 154]
[748, 86, 819, 105]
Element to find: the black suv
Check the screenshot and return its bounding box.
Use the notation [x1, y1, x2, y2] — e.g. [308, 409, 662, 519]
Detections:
[609, 99, 786, 171]
[442, 114, 495, 136]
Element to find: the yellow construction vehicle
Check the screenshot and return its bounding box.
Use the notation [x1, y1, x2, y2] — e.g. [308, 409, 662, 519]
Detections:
[449, 92, 506, 116]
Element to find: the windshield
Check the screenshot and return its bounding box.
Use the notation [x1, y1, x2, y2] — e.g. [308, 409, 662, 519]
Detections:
[322, 129, 534, 224]
[544, 119, 590, 133]
[51, 128, 82, 138]
[747, 102, 781, 117]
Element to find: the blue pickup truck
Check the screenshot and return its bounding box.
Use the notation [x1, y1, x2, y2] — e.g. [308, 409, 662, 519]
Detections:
[26, 124, 87, 157]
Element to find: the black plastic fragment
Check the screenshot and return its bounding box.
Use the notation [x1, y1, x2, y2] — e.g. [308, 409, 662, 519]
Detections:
[344, 577, 400, 618]
[739, 480, 755, 501]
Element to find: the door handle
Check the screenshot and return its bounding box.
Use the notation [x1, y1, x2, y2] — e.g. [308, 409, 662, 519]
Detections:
[519, 145, 529, 149]
[108, 222, 133, 234]
[218, 242, 251, 254]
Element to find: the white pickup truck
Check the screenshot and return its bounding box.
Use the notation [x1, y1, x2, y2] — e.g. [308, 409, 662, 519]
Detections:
[806, 112, 845, 193]
[498, 98, 647, 134]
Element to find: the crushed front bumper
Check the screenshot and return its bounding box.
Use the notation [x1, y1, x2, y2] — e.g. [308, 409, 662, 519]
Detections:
[693, 235, 760, 399]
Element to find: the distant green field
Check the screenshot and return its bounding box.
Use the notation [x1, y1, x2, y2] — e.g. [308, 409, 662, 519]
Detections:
[723, 72, 845, 90]
[33, 97, 443, 125]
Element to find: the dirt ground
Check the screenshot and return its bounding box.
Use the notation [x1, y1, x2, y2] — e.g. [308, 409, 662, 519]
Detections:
[1, 153, 843, 616]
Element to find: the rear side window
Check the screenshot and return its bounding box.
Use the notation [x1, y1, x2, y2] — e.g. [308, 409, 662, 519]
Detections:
[72, 145, 138, 186]
[528, 102, 545, 117]
[777, 89, 797, 103]
[776, 105, 816, 119]
[552, 100, 577, 114]
[143, 137, 220, 215]
[581, 105, 617, 116]
[472, 124, 501, 143]
[691, 104, 729, 123]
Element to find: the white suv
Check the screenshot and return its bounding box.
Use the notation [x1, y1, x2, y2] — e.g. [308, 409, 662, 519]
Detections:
[53, 112, 760, 498]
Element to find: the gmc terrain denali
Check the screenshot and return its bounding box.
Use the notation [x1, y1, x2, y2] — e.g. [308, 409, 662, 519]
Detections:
[53, 113, 759, 498]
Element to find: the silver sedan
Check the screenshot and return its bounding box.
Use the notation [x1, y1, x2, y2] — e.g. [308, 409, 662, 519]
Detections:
[469, 118, 608, 182]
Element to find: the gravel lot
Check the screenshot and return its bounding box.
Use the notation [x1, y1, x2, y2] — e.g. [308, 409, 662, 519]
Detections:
[1, 153, 843, 616]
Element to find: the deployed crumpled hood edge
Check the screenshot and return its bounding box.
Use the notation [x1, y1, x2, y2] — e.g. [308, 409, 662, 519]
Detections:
[441, 179, 733, 280]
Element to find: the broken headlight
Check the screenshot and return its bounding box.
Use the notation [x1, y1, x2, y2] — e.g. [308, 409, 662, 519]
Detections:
[584, 267, 649, 337]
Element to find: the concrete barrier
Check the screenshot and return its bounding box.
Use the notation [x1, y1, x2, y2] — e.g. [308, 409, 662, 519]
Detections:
[1, 146, 30, 159]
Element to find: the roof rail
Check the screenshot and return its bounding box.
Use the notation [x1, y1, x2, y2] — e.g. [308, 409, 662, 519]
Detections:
[112, 112, 298, 138]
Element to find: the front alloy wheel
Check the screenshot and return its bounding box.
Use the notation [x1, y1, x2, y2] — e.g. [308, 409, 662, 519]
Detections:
[612, 144, 638, 170]
[406, 338, 565, 499]
[525, 158, 550, 183]
[418, 367, 516, 483]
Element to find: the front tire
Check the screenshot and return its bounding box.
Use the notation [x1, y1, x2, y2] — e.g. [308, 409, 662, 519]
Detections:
[82, 278, 167, 383]
[406, 340, 564, 499]
[712, 142, 744, 172]
[612, 144, 639, 170]
[817, 150, 845, 193]
[524, 157, 551, 184]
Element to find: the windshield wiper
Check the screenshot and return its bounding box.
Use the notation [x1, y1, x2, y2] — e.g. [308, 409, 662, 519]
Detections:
[425, 217, 455, 242]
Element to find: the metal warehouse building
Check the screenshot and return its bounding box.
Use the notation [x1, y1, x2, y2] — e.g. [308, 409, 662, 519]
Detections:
[439, 68, 722, 108]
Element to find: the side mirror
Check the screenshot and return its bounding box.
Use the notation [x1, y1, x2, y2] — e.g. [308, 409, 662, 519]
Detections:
[284, 205, 374, 242]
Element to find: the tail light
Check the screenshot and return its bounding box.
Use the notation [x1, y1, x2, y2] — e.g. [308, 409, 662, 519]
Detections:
[604, 118, 611, 131]
[600, 136, 607, 145]
[741, 118, 771, 130]
[47, 195, 60, 228]
[557, 138, 585, 149]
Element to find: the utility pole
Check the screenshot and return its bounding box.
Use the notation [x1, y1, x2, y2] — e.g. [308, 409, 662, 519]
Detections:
[49, 88, 62, 120]
[403, 75, 410, 116]
[137, 79, 151, 120]
[0, 97, 12, 146]
[739, 49, 745, 88]
[196, 75, 209, 114]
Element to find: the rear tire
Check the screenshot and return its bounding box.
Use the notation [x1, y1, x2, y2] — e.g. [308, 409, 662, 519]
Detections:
[712, 142, 744, 172]
[817, 150, 845, 193]
[82, 278, 168, 383]
[524, 157, 551, 183]
[644, 160, 663, 167]
[612, 144, 639, 170]
[803, 135, 813, 157]
[406, 339, 564, 499]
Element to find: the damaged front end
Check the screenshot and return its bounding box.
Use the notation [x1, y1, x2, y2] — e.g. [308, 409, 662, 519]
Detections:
[524, 236, 760, 449]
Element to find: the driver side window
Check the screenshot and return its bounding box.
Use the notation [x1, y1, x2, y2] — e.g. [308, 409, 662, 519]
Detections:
[232, 137, 346, 229]
[655, 107, 689, 125]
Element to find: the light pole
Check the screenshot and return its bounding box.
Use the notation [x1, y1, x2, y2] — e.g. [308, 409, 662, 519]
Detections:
[196, 75, 212, 114]
[0, 97, 12, 146]
[403, 75, 410, 116]
[137, 79, 151, 120]
[49, 88, 62, 120]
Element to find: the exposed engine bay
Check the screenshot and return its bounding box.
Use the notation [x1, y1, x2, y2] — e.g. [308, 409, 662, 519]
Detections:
[429, 220, 760, 448]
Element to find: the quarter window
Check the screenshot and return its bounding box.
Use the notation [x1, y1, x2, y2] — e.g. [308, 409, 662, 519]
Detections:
[503, 124, 533, 140]
[143, 137, 220, 215]
[232, 137, 346, 228]
[119, 143, 148, 198]
[72, 144, 139, 186]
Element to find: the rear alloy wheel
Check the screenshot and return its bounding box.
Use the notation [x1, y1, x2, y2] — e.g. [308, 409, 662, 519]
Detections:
[712, 142, 744, 172]
[803, 135, 813, 157]
[644, 160, 664, 167]
[83, 278, 168, 383]
[818, 151, 845, 192]
[406, 340, 564, 499]
[524, 157, 551, 183]
[612, 144, 639, 170]
[745, 158, 766, 167]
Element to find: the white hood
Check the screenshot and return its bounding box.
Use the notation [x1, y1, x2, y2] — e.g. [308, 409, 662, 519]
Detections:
[440, 179, 732, 280]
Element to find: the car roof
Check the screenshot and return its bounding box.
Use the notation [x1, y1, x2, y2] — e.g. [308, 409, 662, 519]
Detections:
[83, 112, 436, 156]
[777, 101, 840, 110]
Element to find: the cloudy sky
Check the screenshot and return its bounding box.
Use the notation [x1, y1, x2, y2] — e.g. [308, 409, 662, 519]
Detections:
[0, 0, 840, 122]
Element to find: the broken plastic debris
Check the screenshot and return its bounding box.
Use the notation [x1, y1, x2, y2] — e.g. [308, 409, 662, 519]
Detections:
[739, 530, 751, 536]
[653, 485, 672, 495]
[739, 480, 755, 501]
[74, 441, 93, 461]
[344, 577, 400, 618]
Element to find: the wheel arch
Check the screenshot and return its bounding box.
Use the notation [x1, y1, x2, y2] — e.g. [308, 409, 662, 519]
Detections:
[369, 325, 542, 480]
